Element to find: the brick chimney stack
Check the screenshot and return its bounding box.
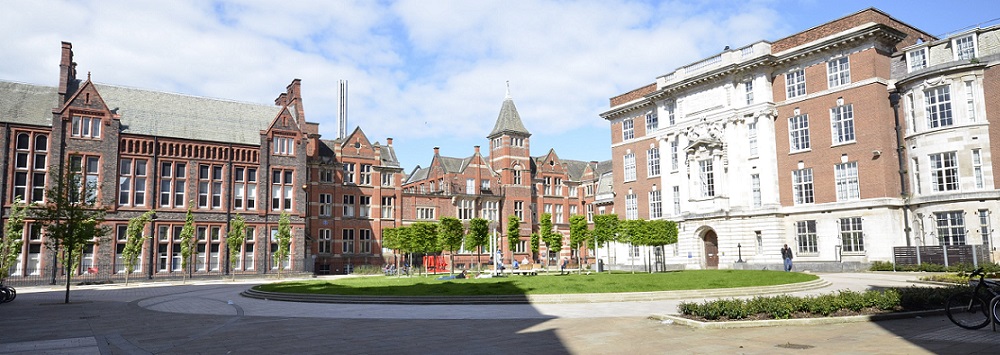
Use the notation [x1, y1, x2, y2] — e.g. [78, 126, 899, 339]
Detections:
[386, 138, 393, 146]
[474, 145, 480, 154]
[434, 147, 440, 155]
[58, 41, 77, 104]
[274, 93, 288, 106]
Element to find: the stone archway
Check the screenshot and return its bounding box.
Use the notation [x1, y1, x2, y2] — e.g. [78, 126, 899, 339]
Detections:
[703, 230, 719, 269]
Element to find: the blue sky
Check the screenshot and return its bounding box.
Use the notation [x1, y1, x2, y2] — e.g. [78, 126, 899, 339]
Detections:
[2, 1, 999, 172]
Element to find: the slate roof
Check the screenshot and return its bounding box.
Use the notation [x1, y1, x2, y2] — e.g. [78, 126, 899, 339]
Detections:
[0, 81, 59, 127]
[439, 156, 471, 174]
[562, 159, 590, 181]
[95, 84, 278, 145]
[377, 143, 401, 168]
[487, 97, 530, 138]
[404, 165, 428, 185]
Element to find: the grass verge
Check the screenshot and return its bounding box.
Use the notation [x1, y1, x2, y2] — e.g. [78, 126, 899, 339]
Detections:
[253, 270, 818, 296]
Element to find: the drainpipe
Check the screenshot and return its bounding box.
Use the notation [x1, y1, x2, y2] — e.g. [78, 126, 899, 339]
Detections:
[148, 136, 159, 279]
[1, 122, 9, 210]
[889, 92, 912, 247]
[224, 143, 233, 276]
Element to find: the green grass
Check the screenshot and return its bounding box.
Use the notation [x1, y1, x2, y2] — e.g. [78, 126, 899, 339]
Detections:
[253, 270, 818, 296]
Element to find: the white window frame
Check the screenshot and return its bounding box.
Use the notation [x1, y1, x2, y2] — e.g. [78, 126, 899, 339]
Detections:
[748, 122, 758, 157]
[907, 48, 927, 72]
[826, 57, 850, 88]
[796, 220, 818, 254]
[840, 217, 864, 253]
[788, 114, 810, 152]
[973, 149, 984, 189]
[699, 159, 714, 197]
[647, 148, 660, 177]
[623, 153, 636, 182]
[785, 69, 806, 99]
[645, 111, 658, 131]
[622, 119, 634, 140]
[625, 194, 638, 220]
[965, 81, 977, 122]
[319, 193, 332, 217]
[953, 34, 977, 61]
[930, 152, 959, 192]
[670, 141, 679, 171]
[649, 190, 662, 219]
[831, 104, 855, 144]
[935, 211, 966, 245]
[792, 168, 814, 204]
[925, 86, 953, 129]
[835, 162, 860, 201]
[751, 174, 761, 207]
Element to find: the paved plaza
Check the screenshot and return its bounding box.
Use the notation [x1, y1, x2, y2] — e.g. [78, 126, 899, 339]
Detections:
[0, 272, 998, 354]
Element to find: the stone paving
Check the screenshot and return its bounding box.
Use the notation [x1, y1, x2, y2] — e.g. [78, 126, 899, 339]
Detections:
[0, 272, 998, 354]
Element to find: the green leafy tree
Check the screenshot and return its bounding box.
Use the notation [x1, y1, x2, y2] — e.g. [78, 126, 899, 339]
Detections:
[409, 222, 439, 276]
[273, 212, 292, 278]
[529, 233, 540, 264]
[179, 204, 196, 282]
[538, 212, 557, 268]
[0, 197, 27, 282]
[226, 214, 247, 281]
[619, 219, 648, 274]
[438, 217, 465, 274]
[381, 227, 406, 276]
[569, 215, 589, 273]
[592, 214, 619, 273]
[32, 166, 110, 303]
[122, 210, 155, 285]
[466, 218, 489, 272]
[506, 214, 520, 268]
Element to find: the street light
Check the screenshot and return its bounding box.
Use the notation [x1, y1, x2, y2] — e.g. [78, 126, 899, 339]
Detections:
[736, 243, 744, 263]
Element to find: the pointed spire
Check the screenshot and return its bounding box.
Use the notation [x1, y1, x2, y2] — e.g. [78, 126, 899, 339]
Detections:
[488, 82, 531, 139]
[505, 80, 511, 100]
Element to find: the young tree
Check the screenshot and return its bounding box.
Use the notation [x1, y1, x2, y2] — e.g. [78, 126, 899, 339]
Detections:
[0, 197, 27, 282]
[381, 227, 406, 277]
[619, 219, 647, 274]
[273, 212, 292, 278]
[506, 215, 520, 268]
[122, 210, 155, 285]
[226, 214, 247, 281]
[32, 167, 110, 303]
[529, 232, 540, 264]
[466, 218, 489, 272]
[592, 214, 619, 273]
[409, 222, 439, 276]
[438, 217, 464, 274]
[568, 215, 589, 273]
[179, 205, 196, 283]
[538, 212, 556, 268]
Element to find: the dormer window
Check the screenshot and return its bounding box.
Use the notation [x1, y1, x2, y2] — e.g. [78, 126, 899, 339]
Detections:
[953, 34, 977, 61]
[907, 48, 927, 72]
[71, 116, 101, 139]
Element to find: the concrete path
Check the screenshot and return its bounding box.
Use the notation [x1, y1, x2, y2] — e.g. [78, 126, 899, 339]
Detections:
[0, 272, 995, 354]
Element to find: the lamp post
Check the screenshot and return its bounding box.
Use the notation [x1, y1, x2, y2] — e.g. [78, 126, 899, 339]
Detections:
[736, 243, 744, 263]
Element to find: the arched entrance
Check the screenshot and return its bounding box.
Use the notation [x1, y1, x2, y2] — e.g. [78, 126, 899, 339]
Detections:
[703, 230, 719, 269]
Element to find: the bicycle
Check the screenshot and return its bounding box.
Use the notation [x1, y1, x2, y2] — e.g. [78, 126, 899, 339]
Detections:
[945, 268, 999, 330]
[0, 282, 15, 304]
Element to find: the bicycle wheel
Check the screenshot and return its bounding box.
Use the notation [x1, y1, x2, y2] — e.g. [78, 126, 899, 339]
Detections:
[946, 291, 990, 330]
[0, 287, 9, 304]
[3, 286, 14, 303]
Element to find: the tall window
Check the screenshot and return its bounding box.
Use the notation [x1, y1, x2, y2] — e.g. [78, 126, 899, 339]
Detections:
[912, 158, 922, 194]
[973, 149, 984, 189]
[673, 186, 681, 215]
[670, 141, 679, 170]
[198, 164, 224, 209]
[359, 196, 371, 218]
[319, 193, 332, 217]
[645, 111, 658, 131]
[466, 178, 475, 194]
[649, 190, 662, 219]
[342, 195, 355, 217]
[666, 102, 676, 126]
[272, 136, 294, 156]
[543, 177, 552, 195]
[625, 194, 637, 220]
[622, 119, 634, 140]
[647, 148, 660, 177]
[271, 169, 293, 211]
[233, 167, 257, 210]
[748, 122, 758, 157]
[318, 229, 332, 254]
[160, 162, 186, 208]
[935, 211, 966, 245]
[966, 81, 977, 122]
[796, 220, 817, 253]
[342, 229, 355, 253]
[320, 168, 333, 183]
[785, 69, 806, 99]
[699, 159, 714, 197]
[925, 86, 953, 128]
[586, 204, 594, 222]
[482, 201, 498, 222]
[623, 153, 636, 182]
[359, 164, 372, 185]
[953, 34, 976, 60]
[789, 114, 810, 151]
[514, 201, 524, 220]
[830, 104, 855, 144]
[359, 229, 372, 254]
[512, 170, 522, 185]
[744, 77, 754, 105]
[458, 199, 475, 220]
[381, 171, 394, 187]
[826, 57, 850, 88]
[979, 210, 991, 250]
[792, 168, 814, 204]
[343, 163, 356, 184]
[69, 155, 100, 203]
[835, 162, 860, 201]
[553, 178, 562, 196]
[930, 152, 959, 192]
[119, 158, 148, 206]
[907, 48, 927, 72]
[381, 196, 395, 219]
[12, 132, 47, 203]
[569, 205, 578, 217]
[751, 174, 761, 207]
[70, 116, 101, 139]
[555, 205, 564, 224]
[840, 217, 864, 253]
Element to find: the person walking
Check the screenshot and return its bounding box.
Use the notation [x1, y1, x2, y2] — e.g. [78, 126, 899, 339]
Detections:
[781, 244, 794, 272]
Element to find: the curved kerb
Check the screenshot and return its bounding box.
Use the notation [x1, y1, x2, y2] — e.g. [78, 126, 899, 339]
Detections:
[240, 278, 831, 305]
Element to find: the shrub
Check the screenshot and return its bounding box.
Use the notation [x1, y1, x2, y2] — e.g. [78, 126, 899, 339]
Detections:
[869, 261, 894, 271]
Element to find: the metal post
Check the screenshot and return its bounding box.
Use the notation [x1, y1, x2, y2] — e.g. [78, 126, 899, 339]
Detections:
[737, 243, 743, 263]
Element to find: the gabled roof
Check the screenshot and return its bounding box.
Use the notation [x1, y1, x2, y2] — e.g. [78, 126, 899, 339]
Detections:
[562, 160, 590, 181]
[595, 160, 613, 175]
[439, 156, 472, 174]
[377, 143, 400, 168]
[404, 165, 428, 185]
[487, 97, 530, 138]
[0, 81, 59, 127]
[96, 84, 278, 145]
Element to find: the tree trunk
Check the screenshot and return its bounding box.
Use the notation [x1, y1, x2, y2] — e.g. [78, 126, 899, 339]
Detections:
[64, 248, 73, 304]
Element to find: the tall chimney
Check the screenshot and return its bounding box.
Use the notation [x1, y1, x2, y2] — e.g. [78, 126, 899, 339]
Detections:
[338, 80, 348, 139]
[474, 145, 480, 154]
[386, 138, 393, 146]
[433, 147, 440, 155]
[58, 42, 76, 104]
